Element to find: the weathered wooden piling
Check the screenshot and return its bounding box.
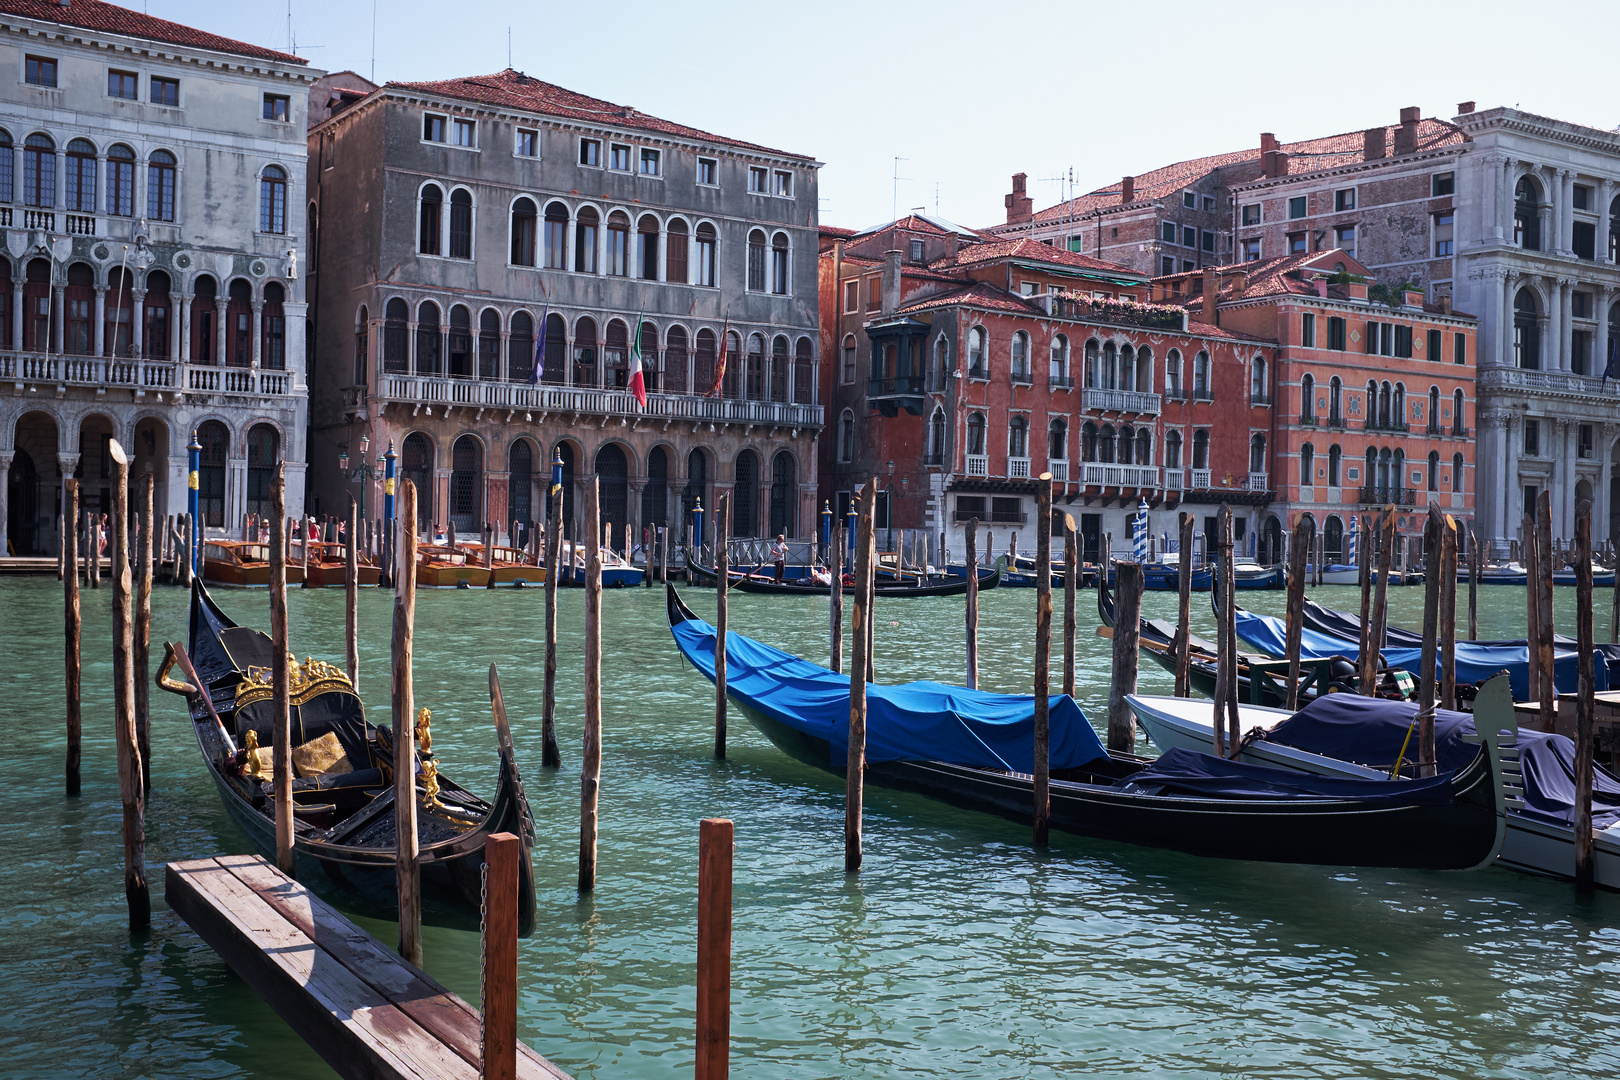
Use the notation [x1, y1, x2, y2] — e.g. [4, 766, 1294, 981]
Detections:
[828, 516, 843, 674]
[64, 478, 81, 797]
[1574, 500, 1597, 890]
[56, 512, 63, 580]
[714, 492, 730, 760]
[1365, 510, 1395, 695]
[964, 517, 979, 690]
[659, 526, 669, 586]
[346, 497, 360, 690]
[580, 478, 603, 894]
[484, 521, 496, 589]
[847, 478, 875, 875]
[481, 830, 520, 1080]
[1213, 506, 1240, 757]
[109, 440, 149, 930]
[136, 473, 153, 795]
[1284, 517, 1312, 710]
[1033, 475, 1053, 847]
[1536, 490, 1556, 733]
[1416, 507, 1442, 776]
[1174, 512, 1194, 698]
[696, 818, 733, 1080]
[392, 479, 421, 963]
[1108, 559, 1142, 754]
[1440, 514, 1458, 710]
[89, 511, 101, 588]
[269, 470, 294, 878]
[300, 515, 313, 587]
[1468, 522, 1481, 641]
[1525, 514, 1542, 702]
[542, 494, 562, 768]
[686, 523, 695, 584]
[1063, 514, 1077, 699]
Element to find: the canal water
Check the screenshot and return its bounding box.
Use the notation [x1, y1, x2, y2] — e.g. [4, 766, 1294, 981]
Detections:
[2, 575, 1617, 1079]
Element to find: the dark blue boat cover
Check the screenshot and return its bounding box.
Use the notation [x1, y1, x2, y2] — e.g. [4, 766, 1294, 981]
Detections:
[1233, 609, 1608, 698]
[1263, 694, 1620, 828]
[1124, 746, 1456, 805]
[1302, 597, 1620, 662]
[671, 616, 1109, 771]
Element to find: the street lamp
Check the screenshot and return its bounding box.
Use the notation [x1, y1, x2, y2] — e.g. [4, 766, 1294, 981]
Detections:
[342, 432, 379, 523]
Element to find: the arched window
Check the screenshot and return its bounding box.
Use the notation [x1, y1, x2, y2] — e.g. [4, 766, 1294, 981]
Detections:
[596, 445, 629, 548]
[746, 333, 766, 400]
[448, 189, 473, 258]
[383, 298, 408, 373]
[1324, 516, 1344, 563]
[1393, 448, 1406, 492]
[1165, 348, 1182, 397]
[1081, 421, 1099, 462]
[771, 335, 789, 402]
[419, 184, 443, 255]
[353, 304, 369, 386]
[666, 326, 690, 395]
[641, 320, 661, 392]
[227, 278, 252, 366]
[604, 319, 630, 387]
[838, 408, 855, 463]
[747, 229, 767, 292]
[637, 214, 661, 280]
[65, 138, 96, 213]
[65, 262, 93, 355]
[1049, 418, 1067, 461]
[1514, 176, 1541, 250]
[606, 211, 630, 276]
[968, 326, 987, 376]
[416, 300, 441, 375]
[23, 133, 55, 208]
[1120, 344, 1136, 391]
[733, 450, 760, 538]
[1377, 381, 1392, 427]
[259, 165, 287, 234]
[1136, 429, 1152, 465]
[1452, 453, 1464, 494]
[1453, 388, 1465, 434]
[794, 336, 813, 403]
[1328, 444, 1341, 487]
[1099, 424, 1117, 464]
[967, 412, 986, 456]
[695, 222, 717, 286]
[771, 232, 790, 294]
[245, 423, 279, 522]
[694, 328, 717, 393]
[1165, 429, 1182, 470]
[1193, 351, 1210, 398]
[1428, 450, 1440, 492]
[1428, 385, 1440, 433]
[1084, 339, 1100, 388]
[261, 281, 285, 369]
[1011, 331, 1030, 380]
[104, 266, 135, 356]
[543, 201, 568, 268]
[1329, 376, 1342, 424]
[1009, 416, 1029, 459]
[929, 407, 947, 463]
[1118, 424, 1134, 465]
[684, 448, 707, 528]
[1393, 382, 1406, 428]
[575, 206, 599, 272]
[1102, 342, 1118, 389]
[769, 451, 795, 536]
[449, 435, 482, 532]
[1136, 346, 1153, 393]
[196, 420, 228, 527]
[510, 198, 537, 266]
[1050, 334, 1069, 385]
[540, 312, 564, 383]
[509, 440, 534, 528]
[1514, 287, 1540, 369]
[642, 445, 668, 532]
[667, 218, 689, 283]
[478, 309, 501, 379]
[1250, 355, 1268, 402]
[147, 150, 176, 221]
[0, 129, 12, 204]
[1192, 429, 1209, 470]
[1249, 433, 1266, 474]
[1300, 373, 1315, 422]
[574, 316, 599, 380]
[191, 275, 217, 363]
[723, 330, 742, 397]
[1300, 443, 1315, 487]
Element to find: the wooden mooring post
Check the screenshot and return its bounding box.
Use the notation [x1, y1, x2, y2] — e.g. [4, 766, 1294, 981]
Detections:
[1574, 500, 1597, 890]
[695, 818, 733, 1080]
[64, 478, 81, 797]
[1063, 514, 1077, 699]
[964, 518, 979, 690]
[110, 440, 149, 930]
[1033, 475, 1053, 847]
[484, 522, 496, 589]
[346, 497, 360, 691]
[1441, 514, 1458, 710]
[89, 511, 101, 589]
[1525, 513, 1542, 703]
[300, 515, 313, 587]
[1468, 522, 1481, 641]
[392, 479, 422, 963]
[1173, 513, 1194, 698]
[1108, 559, 1143, 754]
[1364, 510, 1394, 695]
[1284, 516, 1312, 711]
[542, 494, 562, 768]
[828, 516, 842, 674]
[714, 493, 730, 760]
[270, 470, 294, 878]
[482, 830, 520, 1080]
[580, 478, 603, 894]
[136, 473, 153, 795]
[1416, 507, 1442, 776]
[847, 478, 875, 875]
[1536, 490, 1556, 733]
[1212, 506, 1240, 757]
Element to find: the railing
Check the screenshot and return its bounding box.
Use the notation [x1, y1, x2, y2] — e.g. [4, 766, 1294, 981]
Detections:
[1082, 387, 1162, 414]
[1250, 392, 1272, 407]
[1426, 422, 1443, 435]
[380, 376, 823, 428]
[0, 351, 180, 391]
[1163, 388, 1186, 402]
[991, 511, 1028, 524]
[1189, 468, 1212, 489]
[1452, 425, 1470, 438]
[1359, 485, 1416, 506]
[1326, 415, 1346, 429]
[1050, 459, 1068, 483]
[65, 214, 95, 236]
[0, 208, 10, 226]
[187, 364, 292, 396]
[24, 209, 54, 231]
[1164, 468, 1184, 492]
[965, 454, 988, 477]
[1043, 293, 1187, 331]
[1478, 366, 1604, 398]
[923, 451, 944, 466]
[1192, 389, 1213, 402]
[869, 375, 923, 397]
[1245, 471, 1270, 491]
[1365, 418, 1409, 433]
[967, 365, 989, 382]
[1299, 415, 1317, 426]
[1050, 375, 1074, 390]
[1079, 463, 1160, 489]
[1008, 456, 1031, 479]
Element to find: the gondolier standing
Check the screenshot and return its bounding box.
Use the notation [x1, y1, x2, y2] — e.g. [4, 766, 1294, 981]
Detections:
[772, 534, 789, 583]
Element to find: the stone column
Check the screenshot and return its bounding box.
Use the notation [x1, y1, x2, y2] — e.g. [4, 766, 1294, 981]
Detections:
[407, 319, 418, 375]
[131, 289, 144, 358]
[565, 219, 576, 273]
[93, 287, 106, 357]
[499, 330, 510, 382]
[1563, 170, 1577, 256]
[1596, 180, 1614, 265]
[213, 299, 227, 365]
[1542, 282, 1557, 373]
[1494, 157, 1512, 242]
[10, 282, 22, 351]
[179, 296, 191, 362]
[1602, 424, 1617, 545]
[226, 457, 248, 536]
[1538, 168, 1555, 253]
[1502, 269, 1517, 367]
[0, 450, 12, 556]
[434, 468, 452, 534]
[1560, 419, 1576, 541]
[1594, 284, 1612, 376]
[1550, 277, 1568, 371]
[250, 300, 263, 368]
[657, 226, 668, 285]
[1501, 414, 1518, 546]
[52, 285, 64, 355]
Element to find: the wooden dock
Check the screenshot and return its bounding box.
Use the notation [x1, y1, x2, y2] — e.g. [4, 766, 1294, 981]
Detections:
[166, 855, 573, 1080]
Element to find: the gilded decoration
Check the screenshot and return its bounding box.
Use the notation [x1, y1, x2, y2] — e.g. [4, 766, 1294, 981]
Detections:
[234, 655, 355, 710]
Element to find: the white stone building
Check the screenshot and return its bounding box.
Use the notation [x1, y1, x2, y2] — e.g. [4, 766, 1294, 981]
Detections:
[0, 0, 320, 555]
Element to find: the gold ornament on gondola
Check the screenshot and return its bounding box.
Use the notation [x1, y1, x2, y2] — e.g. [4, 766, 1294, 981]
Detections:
[415, 706, 441, 806]
[234, 654, 354, 710]
[242, 729, 263, 778]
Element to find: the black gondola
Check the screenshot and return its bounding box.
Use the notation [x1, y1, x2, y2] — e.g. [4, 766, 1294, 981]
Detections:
[684, 553, 1002, 597]
[667, 585, 1506, 871]
[156, 580, 536, 933]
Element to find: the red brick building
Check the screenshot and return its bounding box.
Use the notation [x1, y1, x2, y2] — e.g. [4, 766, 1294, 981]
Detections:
[819, 215, 1278, 563]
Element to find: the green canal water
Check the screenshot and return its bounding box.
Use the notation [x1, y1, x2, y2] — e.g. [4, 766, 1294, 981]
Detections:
[2, 575, 1618, 1079]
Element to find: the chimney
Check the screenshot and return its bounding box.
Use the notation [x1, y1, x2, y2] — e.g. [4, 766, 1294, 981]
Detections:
[1231, 271, 1248, 300]
[1363, 128, 1386, 161]
[1120, 175, 1135, 204]
[1262, 150, 1290, 178]
[1260, 132, 1278, 157]
[1457, 101, 1476, 115]
[1201, 267, 1217, 325]
[1393, 106, 1420, 155]
[882, 249, 902, 315]
[1004, 172, 1033, 225]
[1439, 293, 1453, 314]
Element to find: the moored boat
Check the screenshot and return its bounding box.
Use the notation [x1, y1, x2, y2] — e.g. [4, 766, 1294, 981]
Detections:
[688, 554, 1000, 596]
[460, 542, 546, 587]
[292, 540, 380, 588]
[202, 539, 306, 588]
[416, 544, 492, 587]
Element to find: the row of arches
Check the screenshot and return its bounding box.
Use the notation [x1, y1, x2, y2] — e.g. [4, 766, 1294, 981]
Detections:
[1295, 374, 1468, 433]
[1511, 284, 1620, 374]
[900, 326, 1226, 400]
[368, 300, 815, 400]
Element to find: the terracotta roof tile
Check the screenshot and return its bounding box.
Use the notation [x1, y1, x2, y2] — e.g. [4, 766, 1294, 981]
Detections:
[931, 237, 1144, 279]
[385, 68, 806, 158]
[0, 0, 304, 63]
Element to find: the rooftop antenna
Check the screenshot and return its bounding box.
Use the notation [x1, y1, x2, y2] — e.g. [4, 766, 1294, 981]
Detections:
[935, 182, 941, 214]
[892, 157, 910, 222]
[508, 27, 512, 68]
[370, 0, 377, 81]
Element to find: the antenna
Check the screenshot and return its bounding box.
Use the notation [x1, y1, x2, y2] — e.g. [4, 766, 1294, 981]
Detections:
[892, 157, 910, 222]
[287, 0, 292, 55]
[508, 27, 512, 68]
[370, 0, 377, 82]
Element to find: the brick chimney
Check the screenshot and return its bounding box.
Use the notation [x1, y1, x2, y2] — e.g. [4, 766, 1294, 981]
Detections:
[1231, 271, 1248, 300]
[1364, 128, 1386, 161]
[1004, 172, 1033, 225]
[1201, 267, 1217, 325]
[1262, 150, 1290, 178]
[882, 249, 902, 315]
[1260, 132, 1278, 156]
[1393, 106, 1420, 155]
[1120, 175, 1135, 204]
[1457, 101, 1476, 115]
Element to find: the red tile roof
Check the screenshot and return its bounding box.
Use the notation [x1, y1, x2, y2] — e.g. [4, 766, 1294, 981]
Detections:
[1024, 118, 1465, 224]
[0, 0, 304, 63]
[932, 237, 1145, 280]
[385, 68, 807, 158]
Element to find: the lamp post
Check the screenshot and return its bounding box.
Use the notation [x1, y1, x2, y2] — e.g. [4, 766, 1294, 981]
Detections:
[186, 428, 201, 575]
[341, 433, 378, 524]
[820, 500, 831, 564]
[885, 460, 895, 548]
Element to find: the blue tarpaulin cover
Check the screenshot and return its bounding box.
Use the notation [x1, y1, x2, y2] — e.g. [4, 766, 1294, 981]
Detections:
[1125, 746, 1457, 805]
[1233, 610, 1606, 699]
[671, 615, 1110, 771]
[1262, 694, 1620, 828]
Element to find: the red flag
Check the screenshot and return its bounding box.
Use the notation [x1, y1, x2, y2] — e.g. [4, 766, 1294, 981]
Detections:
[708, 317, 730, 398]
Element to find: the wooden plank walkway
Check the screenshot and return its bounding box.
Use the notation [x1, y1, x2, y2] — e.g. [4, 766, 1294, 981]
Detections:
[166, 855, 573, 1080]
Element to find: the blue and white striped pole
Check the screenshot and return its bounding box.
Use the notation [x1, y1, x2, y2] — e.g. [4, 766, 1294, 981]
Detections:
[1133, 498, 1149, 563]
[1345, 515, 1357, 567]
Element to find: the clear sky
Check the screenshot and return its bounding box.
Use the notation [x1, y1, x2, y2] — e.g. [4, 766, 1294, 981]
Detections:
[148, 0, 1620, 232]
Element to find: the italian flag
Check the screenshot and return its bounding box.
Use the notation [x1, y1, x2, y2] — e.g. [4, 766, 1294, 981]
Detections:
[627, 312, 648, 408]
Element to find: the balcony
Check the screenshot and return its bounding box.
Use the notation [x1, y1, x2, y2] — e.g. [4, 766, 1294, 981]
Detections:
[1189, 468, 1213, 489]
[1365, 419, 1409, 433]
[923, 451, 944, 466]
[1079, 463, 1161, 489]
[1359, 485, 1416, 506]
[867, 374, 925, 417]
[380, 375, 821, 430]
[0, 352, 298, 400]
[1082, 387, 1162, 415]
[65, 214, 96, 236]
[965, 453, 989, 477]
[1451, 426, 1471, 438]
[1478, 366, 1605, 398]
[0, 208, 9, 227]
[1008, 456, 1031, 479]
[1050, 375, 1074, 391]
[1250, 392, 1272, 407]
[23, 209, 54, 231]
[1192, 390, 1213, 403]
[1244, 472, 1269, 491]
[1050, 459, 1068, 483]
[1163, 388, 1186, 403]
[1299, 415, 1318, 427]
[1326, 415, 1347, 430]
[1164, 468, 1184, 492]
[967, 365, 989, 382]
[1041, 293, 1187, 332]
[1011, 370, 1033, 387]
